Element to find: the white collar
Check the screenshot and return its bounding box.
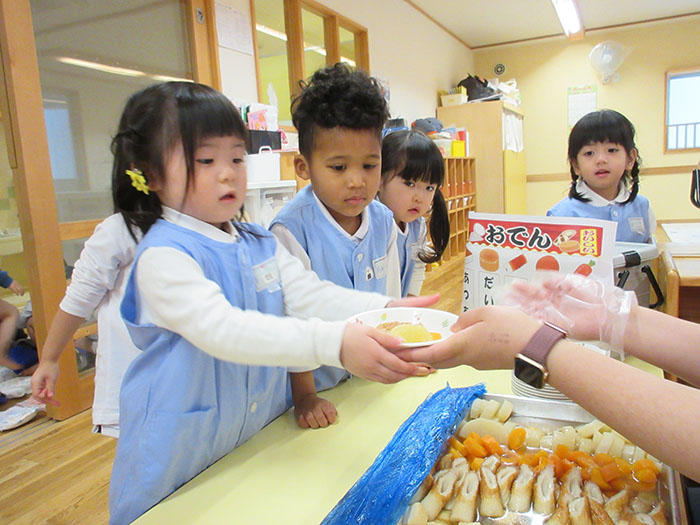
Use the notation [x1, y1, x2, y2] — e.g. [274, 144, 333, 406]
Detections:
[161, 206, 240, 243]
[575, 179, 630, 206]
[311, 188, 369, 241]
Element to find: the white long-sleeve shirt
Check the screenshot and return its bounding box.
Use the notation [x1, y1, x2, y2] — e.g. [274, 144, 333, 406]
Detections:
[60, 213, 140, 426]
[135, 208, 390, 370]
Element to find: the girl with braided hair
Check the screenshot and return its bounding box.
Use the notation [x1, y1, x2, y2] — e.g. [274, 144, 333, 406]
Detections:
[548, 109, 656, 243]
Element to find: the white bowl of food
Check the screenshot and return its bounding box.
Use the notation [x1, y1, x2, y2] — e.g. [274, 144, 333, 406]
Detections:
[347, 307, 458, 348]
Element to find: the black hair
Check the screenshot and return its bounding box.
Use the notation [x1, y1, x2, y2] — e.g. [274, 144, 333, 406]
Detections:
[111, 81, 249, 240]
[291, 63, 389, 159]
[567, 109, 641, 204]
[381, 130, 449, 263]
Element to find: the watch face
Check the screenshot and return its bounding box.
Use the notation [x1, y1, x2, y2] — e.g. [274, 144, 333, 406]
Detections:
[514, 355, 547, 389]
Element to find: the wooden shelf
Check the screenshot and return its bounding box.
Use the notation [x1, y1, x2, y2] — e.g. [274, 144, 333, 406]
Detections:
[441, 157, 476, 261]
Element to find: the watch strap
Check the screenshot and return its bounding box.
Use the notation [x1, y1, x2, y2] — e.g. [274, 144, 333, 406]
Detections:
[520, 321, 567, 367]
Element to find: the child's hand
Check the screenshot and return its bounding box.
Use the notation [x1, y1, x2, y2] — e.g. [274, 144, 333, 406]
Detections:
[386, 293, 440, 309]
[340, 323, 430, 384]
[8, 280, 24, 296]
[30, 360, 61, 406]
[294, 393, 338, 429]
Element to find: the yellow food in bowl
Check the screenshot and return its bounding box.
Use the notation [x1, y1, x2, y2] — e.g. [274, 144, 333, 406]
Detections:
[388, 323, 433, 343]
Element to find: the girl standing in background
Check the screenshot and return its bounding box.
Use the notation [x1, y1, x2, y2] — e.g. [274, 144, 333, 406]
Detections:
[548, 109, 656, 243]
[378, 130, 450, 296]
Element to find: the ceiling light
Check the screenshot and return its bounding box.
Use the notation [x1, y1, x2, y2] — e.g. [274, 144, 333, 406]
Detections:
[256, 23, 287, 41]
[551, 0, 584, 40]
[56, 57, 146, 77]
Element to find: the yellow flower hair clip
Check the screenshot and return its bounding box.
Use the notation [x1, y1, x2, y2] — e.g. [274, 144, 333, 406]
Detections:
[126, 168, 150, 195]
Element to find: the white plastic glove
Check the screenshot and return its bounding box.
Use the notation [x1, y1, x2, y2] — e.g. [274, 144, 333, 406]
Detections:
[500, 271, 637, 357]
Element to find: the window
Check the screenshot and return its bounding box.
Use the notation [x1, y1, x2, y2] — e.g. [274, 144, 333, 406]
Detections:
[42, 91, 87, 192]
[666, 69, 700, 151]
[253, 0, 369, 127]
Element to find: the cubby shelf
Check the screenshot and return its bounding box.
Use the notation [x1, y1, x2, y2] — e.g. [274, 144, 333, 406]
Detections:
[440, 156, 476, 261]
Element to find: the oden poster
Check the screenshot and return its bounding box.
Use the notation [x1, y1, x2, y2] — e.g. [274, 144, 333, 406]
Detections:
[462, 213, 617, 312]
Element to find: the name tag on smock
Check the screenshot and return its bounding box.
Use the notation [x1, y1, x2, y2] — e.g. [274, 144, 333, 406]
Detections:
[372, 255, 387, 280]
[253, 257, 281, 292]
[628, 217, 645, 234]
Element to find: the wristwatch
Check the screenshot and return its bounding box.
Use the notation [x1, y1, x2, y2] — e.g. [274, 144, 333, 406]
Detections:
[514, 321, 567, 389]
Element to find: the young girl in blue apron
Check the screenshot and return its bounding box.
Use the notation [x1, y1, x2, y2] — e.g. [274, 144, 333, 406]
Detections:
[547, 110, 656, 243]
[378, 130, 450, 296]
[107, 81, 433, 524]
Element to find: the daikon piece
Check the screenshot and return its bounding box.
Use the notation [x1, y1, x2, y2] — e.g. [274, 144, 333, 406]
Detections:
[468, 398, 486, 419]
[595, 432, 615, 455]
[495, 400, 514, 422]
[526, 426, 545, 448]
[480, 399, 501, 420]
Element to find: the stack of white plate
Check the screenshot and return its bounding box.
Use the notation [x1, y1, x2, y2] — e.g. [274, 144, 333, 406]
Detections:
[511, 372, 571, 401]
[510, 341, 611, 401]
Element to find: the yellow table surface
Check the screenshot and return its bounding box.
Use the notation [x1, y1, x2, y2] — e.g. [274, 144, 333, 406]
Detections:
[135, 359, 661, 524]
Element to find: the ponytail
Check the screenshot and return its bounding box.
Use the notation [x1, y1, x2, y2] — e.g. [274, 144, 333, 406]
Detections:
[420, 189, 449, 263]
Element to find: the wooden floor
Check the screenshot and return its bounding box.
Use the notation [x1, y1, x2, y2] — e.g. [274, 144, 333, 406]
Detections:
[0, 255, 464, 524]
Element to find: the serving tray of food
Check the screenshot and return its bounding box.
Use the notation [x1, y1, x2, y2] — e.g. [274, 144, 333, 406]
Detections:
[403, 393, 680, 524]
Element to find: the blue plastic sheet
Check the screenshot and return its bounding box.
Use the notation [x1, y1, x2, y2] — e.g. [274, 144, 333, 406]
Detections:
[322, 383, 486, 524]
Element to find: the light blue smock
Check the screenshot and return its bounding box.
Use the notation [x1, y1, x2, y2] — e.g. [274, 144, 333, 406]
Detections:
[547, 194, 652, 243]
[109, 220, 290, 525]
[397, 218, 424, 298]
[270, 185, 395, 390]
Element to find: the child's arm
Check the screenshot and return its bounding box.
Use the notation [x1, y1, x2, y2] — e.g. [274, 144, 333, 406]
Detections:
[30, 309, 85, 406]
[290, 371, 337, 429]
[134, 247, 426, 382]
[0, 299, 20, 370]
[0, 268, 24, 296]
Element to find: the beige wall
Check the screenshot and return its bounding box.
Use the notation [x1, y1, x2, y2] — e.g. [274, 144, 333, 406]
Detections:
[316, 0, 473, 123]
[474, 15, 700, 221]
[220, 0, 474, 125]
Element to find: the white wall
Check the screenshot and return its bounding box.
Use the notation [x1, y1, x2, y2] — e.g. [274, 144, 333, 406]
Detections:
[217, 0, 474, 124]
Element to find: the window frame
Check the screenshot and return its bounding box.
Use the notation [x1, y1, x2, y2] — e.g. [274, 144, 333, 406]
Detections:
[664, 67, 700, 153]
[252, 0, 369, 107]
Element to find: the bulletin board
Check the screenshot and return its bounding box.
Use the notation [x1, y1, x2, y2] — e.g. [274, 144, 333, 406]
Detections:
[462, 213, 617, 312]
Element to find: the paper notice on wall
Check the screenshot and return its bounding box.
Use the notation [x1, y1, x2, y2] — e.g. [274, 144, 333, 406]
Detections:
[215, 3, 254, 55]
[462, 213, 617, 312]
[567, 85, 596, 127]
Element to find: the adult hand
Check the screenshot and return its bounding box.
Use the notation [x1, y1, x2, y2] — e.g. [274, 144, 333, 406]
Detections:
[395, 306, 541, 371]
[339, 322, 431, 384]
[502, 272, 636, 350]
[386, 293, 440, 309]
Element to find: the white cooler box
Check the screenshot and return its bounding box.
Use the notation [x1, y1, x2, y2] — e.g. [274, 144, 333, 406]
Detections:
[244, 180, 296, 228]
[613, 241, 661, 308]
